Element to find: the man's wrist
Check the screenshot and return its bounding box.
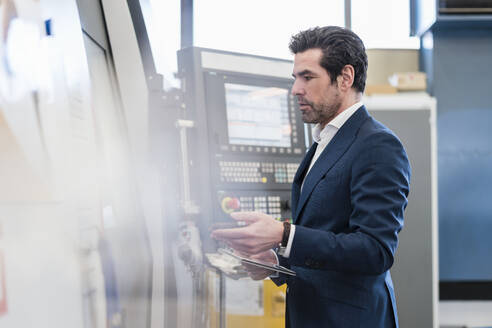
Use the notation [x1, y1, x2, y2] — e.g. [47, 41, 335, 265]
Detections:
[280, 221, 291, 247]
[277, 221, 291, 256]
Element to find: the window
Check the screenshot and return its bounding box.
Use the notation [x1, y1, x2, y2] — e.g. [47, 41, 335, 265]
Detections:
[141, 0, 181, 89]
[144, 0, 419, 90]
[351, 0, 419, 49]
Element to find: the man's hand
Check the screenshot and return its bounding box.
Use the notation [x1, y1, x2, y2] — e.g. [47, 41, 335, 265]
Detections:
[243, 249, 278, 280]
[211, 211, 284, 256]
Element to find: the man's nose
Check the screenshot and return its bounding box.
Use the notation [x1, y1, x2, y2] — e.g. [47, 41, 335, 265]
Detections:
[291, 80, 304, 96]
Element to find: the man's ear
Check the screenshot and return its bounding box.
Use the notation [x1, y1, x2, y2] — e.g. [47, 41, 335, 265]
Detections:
[337, 65, 355, 91]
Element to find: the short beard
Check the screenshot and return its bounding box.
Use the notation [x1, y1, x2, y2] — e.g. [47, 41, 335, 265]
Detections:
[301, 92, 342, 126]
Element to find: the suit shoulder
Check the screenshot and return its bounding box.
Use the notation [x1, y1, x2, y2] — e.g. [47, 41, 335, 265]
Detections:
[356, 117, 403, 147]
[351, 117, 410, 173]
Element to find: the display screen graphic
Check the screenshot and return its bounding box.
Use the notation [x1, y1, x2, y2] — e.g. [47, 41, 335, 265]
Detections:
[225, 83, 291, 147]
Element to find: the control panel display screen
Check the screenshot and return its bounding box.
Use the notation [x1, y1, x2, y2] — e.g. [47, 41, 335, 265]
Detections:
[225, 83, 292, 147]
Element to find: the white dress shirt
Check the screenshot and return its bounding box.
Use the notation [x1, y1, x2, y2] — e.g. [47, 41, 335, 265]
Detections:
[282, 101, 363, 258]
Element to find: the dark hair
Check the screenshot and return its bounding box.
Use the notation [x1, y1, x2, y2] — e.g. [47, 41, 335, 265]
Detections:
[289, 26, 368, 93]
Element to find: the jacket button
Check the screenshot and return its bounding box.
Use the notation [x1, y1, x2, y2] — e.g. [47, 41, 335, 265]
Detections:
[305, 258, 313, 266]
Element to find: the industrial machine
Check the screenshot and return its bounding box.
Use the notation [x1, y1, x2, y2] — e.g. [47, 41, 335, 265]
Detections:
[174, 47, 309, 327]
[0, 1, 155, 327]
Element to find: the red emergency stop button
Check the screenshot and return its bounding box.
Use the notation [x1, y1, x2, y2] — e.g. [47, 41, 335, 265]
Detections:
[221, 196, 240, 213]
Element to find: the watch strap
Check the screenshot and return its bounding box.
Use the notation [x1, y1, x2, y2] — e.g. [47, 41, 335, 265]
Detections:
[281, 221, 291, 247]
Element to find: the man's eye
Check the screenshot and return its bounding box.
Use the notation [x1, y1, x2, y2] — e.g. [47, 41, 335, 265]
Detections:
[304, 76, 313, 81]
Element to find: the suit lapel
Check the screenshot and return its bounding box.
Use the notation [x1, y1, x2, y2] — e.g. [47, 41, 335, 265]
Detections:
[294, 106, 370, 222]
[291, 142, 317, 217]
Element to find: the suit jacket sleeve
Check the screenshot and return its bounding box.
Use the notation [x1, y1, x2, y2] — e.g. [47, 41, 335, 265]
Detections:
[271, 253, 291, 286]
[288, 131, 411, 275]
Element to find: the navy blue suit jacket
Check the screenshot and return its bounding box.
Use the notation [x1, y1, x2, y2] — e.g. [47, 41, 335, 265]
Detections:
[273, 106, 410, 328]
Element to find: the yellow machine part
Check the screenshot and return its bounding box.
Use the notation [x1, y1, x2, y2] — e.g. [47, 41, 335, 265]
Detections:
[207, 270, 286, 328]
[227, 279, 286, 328]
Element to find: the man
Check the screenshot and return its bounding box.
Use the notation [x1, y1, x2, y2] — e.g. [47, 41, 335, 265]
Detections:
[212, 26, 410, 328]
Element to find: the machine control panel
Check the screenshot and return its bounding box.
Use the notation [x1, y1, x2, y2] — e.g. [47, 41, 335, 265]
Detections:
[218, 160, 299, 184]
[177, 47, 307, 225]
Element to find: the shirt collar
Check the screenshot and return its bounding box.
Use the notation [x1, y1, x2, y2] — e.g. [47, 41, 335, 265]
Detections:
[312, 101, 363, 143]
